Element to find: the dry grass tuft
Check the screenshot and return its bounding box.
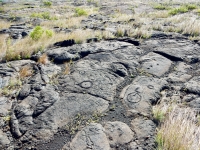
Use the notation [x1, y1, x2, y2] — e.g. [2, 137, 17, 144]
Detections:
[19, 66, 33, 79]
[63, 63, 70, 75]
[149, 10, 170, 19]
[0, 20, 11, 30]
[0, 34, 8, 57]
[5, 29, 102, 61]
[38, 53, 49, 65]
[156, 105, 200, 150]
[41, 16, 85, 29]
[101, 30, 115, 39]
[112, 13, 134, 22]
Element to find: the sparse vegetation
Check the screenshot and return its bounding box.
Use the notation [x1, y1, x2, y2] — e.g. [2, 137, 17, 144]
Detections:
[153, 105, 166, 123]
[116, 26, 125, 37]
[152, 3, 170, 10]
[30, 12, 56, 20]
[169, 4, 197, 15]
[66, 112, 104, 135]
[0, 77, 22, 96]
[0, 20, 11, 30]
[0, 6, 5, 13]
[0, 34, 8, 57]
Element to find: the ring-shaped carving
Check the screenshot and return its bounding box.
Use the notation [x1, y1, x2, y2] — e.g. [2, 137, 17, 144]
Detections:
[79, 81, 93, 89]
[127, 92, 141, 103]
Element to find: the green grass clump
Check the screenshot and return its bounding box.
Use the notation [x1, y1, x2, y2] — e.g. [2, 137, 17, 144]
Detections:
[45, 29, 53, 38]
[169, 6, 188, 15]
[30, 12, 51, 20]
[185, 4, 197, 10]
[169, 4, 197, 15]
[30, 26, 44, 41]
[75, 8, 88, 16]
[30, 26, 53, 41]
[43, 1, 52, 7]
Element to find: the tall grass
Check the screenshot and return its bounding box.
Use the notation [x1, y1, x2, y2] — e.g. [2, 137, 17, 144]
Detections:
[156, 105, 200, 150]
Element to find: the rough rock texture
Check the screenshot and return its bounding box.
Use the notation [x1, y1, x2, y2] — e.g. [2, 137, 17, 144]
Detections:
[120, 76, 167, 117]
[69, 123, 110, 150]
[0, 129, 10, 149]
[104, 121, 134, 146]
[0, 33, 200, 150]
[0, 34, 199, 149]
[131, 118, 156, 149]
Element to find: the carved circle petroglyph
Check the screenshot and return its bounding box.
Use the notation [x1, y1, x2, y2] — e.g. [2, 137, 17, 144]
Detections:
[127, 92, 141, 103]
[68, 96, 76, 101]
[80, 81, 93, 89]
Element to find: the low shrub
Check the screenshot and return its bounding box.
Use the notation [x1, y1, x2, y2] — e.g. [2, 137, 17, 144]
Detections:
[169, 4, 196, 15]
[30, 26, 44, 41]
[30, 26, 54, 41]
[30, 12, 51, 20]
[43, 1, 52, 7]
[75, 8, 87, 16]
[153, 4, 170, 10]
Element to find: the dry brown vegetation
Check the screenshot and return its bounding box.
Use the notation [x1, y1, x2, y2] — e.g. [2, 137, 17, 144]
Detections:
[5, 29, 103, 61]
[63, 63, 70, 75]
[19, 66, 33, 79]
[0, 20, 11, 30]
[155, 104, 200, 150]
[0, 34, 8, 57]
[41, 16, 86, 28]
[38, 53, 49, 65]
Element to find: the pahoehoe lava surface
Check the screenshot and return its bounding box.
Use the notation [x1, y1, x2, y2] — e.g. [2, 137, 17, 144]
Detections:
[0, 35, 199, 150]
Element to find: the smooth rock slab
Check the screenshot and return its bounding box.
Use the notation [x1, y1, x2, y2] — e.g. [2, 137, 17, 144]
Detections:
[121, 76, 167, 117]
[131, 117, 156, 149]
[167, 72, 192, 83]
[104, 121, 134, 146]
[59, 69, 123, 101]
[167, 62, 192, 82]
[140, 52, 172, 77]
[69, 123, 110, 150]
[142, 38, 200, 62]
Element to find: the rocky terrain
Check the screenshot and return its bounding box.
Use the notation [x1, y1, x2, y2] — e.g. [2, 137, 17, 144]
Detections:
[0, 0, 200, 150]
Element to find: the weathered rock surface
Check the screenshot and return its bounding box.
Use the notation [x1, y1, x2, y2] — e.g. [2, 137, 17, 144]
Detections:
[184, 76, 200, 94]
[131, 118, 156, 149]
[104, 121, 134, 146]
[69, 123, 110, 150]
[0, 129, 10, 149]
[121, 76, 167, 117]
[140, 52, 172, 77]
